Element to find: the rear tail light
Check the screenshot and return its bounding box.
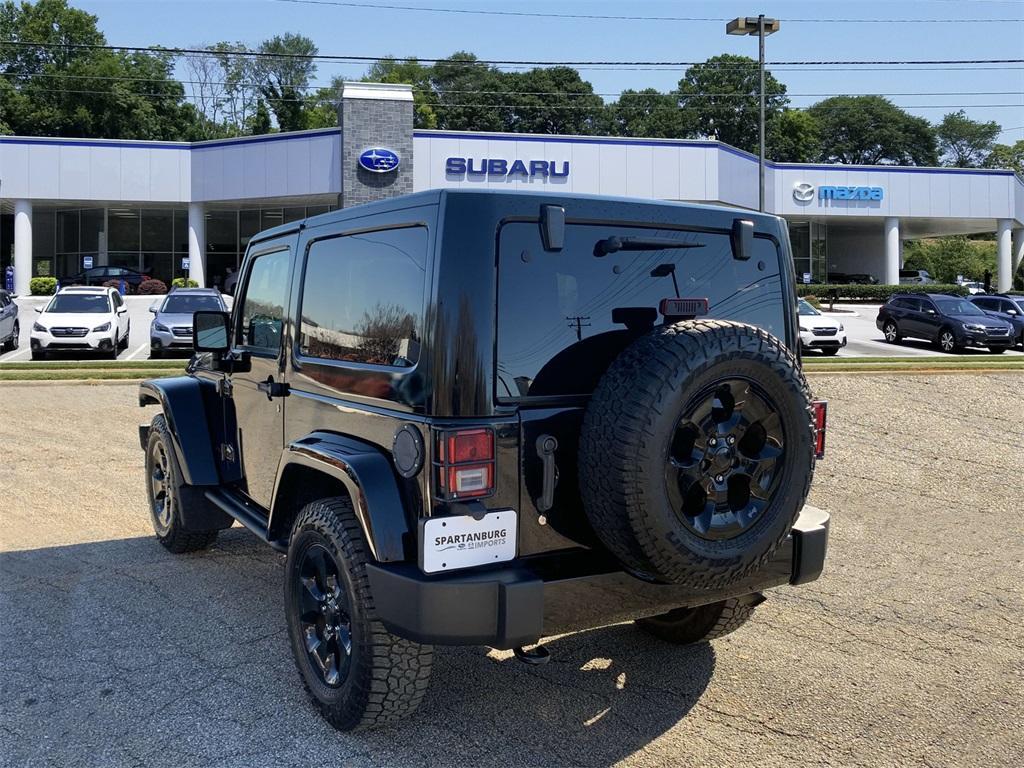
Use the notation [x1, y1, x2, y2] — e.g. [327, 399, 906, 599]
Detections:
[435, 428, 495, 500]
[812, 400, 827, 459]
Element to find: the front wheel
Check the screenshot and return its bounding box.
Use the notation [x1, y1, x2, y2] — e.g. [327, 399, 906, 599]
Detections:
[882, 321, 901, 344]
[30, 348, 46, 361]
[988, 346, 1006, 354]
[285, 497, 433, 731]
[820, 347, 839, 356]
[3, 322, 19, 352]
[145, 414, 219, 553]
[636, 596, 760, 645]
[937, 329, 961, 354]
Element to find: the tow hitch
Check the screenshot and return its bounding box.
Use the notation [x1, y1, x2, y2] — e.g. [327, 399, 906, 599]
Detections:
[513, 644, 551, 665]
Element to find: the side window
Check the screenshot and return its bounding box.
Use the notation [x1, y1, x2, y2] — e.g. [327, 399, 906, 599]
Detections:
[976, 298, 994, 310]
[299, 226, 427, 367]
[238, 249, 291, 353]
[918, 299, 935, 313]
[1000, 300, 1016, 313]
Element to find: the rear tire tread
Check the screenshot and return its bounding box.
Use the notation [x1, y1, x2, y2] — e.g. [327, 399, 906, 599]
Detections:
[288, 498, 433, 731]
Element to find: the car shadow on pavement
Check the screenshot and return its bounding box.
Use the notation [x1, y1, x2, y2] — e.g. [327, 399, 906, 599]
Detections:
[1, 529, 715, 767]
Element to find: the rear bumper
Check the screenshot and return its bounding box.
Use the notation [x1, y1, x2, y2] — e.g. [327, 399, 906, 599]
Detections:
[367, 504, 830, 649]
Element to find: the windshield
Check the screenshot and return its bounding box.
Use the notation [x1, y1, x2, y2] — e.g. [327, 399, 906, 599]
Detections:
[45, 294, 111, 314]
[935, 297, 984, 316]
[798, 299, 820, 316]
[160, 294, 224, 314]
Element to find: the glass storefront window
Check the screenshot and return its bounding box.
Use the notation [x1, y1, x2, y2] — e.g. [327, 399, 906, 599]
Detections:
[81, 208, 105, 255]
[173, 209, 189, 254]
[141, 209, 173, 253]
[206, 210, 237, 258]
[261, 209, 283, 231]
[58, 210, 79, 254]
[108, 209, 140, 252]
[283, 207, 306, 224]
[239, 209, 260, 253]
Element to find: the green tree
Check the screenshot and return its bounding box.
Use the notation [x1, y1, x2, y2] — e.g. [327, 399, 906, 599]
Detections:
[903, 237, 996, 283]
[247, 99, 272, 135]
[255, 33, 317, 132]
[0, 0, 204, 140]
[504, 67, 605, 135]
[808, 96, 938, 166]
[430, 52, 509, 132]
[984, 140, 1024, 176]
[676, 54, 788, 153]
[935, 110, 1000, 167]
[609, 88, 685, 138]
[768, 109, 821, 163]
[364, 57, 438, 128]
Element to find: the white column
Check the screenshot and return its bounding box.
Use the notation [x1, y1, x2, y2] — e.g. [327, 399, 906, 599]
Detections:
[996, 219, 1012, 293]
[13, 200, 33, 296]
[187, 203, 206, 288]
[1011, 228, 1023, 282]
[884, 217, 900, 285]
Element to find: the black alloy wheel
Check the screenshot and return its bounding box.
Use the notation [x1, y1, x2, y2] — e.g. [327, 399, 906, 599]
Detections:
[148, 437, 175, 537]
[665, 379, 785, 542]
[294, 544, 353, 688]
[883, 321, 899, 343]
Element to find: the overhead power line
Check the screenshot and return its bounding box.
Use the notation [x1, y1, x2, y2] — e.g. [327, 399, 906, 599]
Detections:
[2, 71, 1019, 100]
[1, 40, 1022, 68]
[6, 84, 1021, 111]
[269, 0, 1024, 24]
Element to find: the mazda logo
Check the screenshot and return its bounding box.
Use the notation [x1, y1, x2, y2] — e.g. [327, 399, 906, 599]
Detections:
[793, 182, 814, 202]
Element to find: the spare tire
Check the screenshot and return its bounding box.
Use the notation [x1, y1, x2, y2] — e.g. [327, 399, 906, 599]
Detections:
[579, 319, 815, 589]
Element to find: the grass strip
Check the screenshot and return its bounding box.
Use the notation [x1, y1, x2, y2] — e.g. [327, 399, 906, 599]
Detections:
[0, 360, 185, 370]
[806, 354, 1019, 364]
[0, 369, 177, 381]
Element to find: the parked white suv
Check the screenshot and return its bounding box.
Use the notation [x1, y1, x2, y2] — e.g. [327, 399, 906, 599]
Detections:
[30, 286, 130, 360]
[798, 298, 846, 356]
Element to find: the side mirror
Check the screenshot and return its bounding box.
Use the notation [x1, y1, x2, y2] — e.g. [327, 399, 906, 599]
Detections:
[149, 305, 158, 314]
[34, 307, 43, 314]
[1007, 309, 1019, 316]
[926, 309, 936, 315]
[193, 310, 231, 353]
[116, 306, 127, 314]
[730, 219, 753, 261]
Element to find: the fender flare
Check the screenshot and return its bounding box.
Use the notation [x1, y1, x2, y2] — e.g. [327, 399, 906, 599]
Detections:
[270, 432, 411, 563]
[138, 377, 220, 486]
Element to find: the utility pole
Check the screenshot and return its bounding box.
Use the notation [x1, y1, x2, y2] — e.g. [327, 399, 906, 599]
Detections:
[566, 315, 591, 341]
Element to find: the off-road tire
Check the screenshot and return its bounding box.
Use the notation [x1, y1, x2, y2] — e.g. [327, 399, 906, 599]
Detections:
[636, 597, 757, 645]
[145, 414, 219, 553]
[579, 319, 816, 589]
[285, 497, 433, 731]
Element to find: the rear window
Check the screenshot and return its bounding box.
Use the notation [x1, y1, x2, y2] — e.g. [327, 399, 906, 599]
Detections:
[496, 221, 785, 400]
[299, 225, 427, 368]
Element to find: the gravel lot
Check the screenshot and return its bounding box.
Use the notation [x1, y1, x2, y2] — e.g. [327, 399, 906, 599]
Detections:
[1, 375, 1022, 768]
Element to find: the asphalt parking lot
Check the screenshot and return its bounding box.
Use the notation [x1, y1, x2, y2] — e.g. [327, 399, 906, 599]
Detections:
[1, 374, 1021, 767]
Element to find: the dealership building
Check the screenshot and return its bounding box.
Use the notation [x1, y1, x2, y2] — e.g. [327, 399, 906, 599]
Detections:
[2, 82, 1023, 296]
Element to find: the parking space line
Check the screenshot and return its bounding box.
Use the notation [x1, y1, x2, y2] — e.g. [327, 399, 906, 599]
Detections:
[126, 343, 150, 361]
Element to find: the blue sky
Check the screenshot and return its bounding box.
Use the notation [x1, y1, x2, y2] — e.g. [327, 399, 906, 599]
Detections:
[76, 0, 1024, 141]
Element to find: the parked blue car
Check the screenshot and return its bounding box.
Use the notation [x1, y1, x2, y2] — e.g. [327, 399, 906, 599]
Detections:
[969, 294, 1024, 349]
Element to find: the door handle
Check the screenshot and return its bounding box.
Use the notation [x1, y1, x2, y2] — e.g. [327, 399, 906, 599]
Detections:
[257, 375, 290, 400]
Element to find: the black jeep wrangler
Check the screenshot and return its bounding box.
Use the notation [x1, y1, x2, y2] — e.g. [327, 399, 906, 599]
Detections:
[139, 190, 829, 731]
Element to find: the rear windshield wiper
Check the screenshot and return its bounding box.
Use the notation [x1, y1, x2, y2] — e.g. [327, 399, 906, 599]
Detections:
[594, 236, 705, 258]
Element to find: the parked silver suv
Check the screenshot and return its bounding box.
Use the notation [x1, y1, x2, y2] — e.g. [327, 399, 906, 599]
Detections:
[149, 288, 227, 358]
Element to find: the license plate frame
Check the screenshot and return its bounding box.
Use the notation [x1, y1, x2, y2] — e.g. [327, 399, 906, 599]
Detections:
[419, 509, 518, 574]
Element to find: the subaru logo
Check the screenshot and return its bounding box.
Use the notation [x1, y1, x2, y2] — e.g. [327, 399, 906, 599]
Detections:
[793, 182, 814, 202]
[358, 147, 400, 173]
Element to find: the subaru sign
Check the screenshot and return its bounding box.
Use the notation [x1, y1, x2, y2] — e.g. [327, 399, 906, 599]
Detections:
[793, 182, 884, 202]
[446, 157, 570, 179]
[358, 147, 400, 173]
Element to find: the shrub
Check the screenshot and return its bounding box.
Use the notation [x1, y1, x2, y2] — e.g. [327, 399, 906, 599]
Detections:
[802, 295, 822, 309]
[796, 283, 969, 302]
[137, 279, 168, 295]
[171, 277, 199, 289]
[29, 277, 58, 295]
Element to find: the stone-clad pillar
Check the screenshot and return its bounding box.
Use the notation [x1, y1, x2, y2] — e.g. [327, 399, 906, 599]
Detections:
[339, 82, 414, 208]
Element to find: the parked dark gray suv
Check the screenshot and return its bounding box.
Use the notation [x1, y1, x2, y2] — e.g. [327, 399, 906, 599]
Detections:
[969, 294, 1024, 349]
[876, 293, 1015, 353]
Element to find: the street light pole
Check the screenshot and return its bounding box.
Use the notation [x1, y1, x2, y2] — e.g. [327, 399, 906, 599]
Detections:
[727, 15, 780, 213]
[758, 14, 766, 213]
